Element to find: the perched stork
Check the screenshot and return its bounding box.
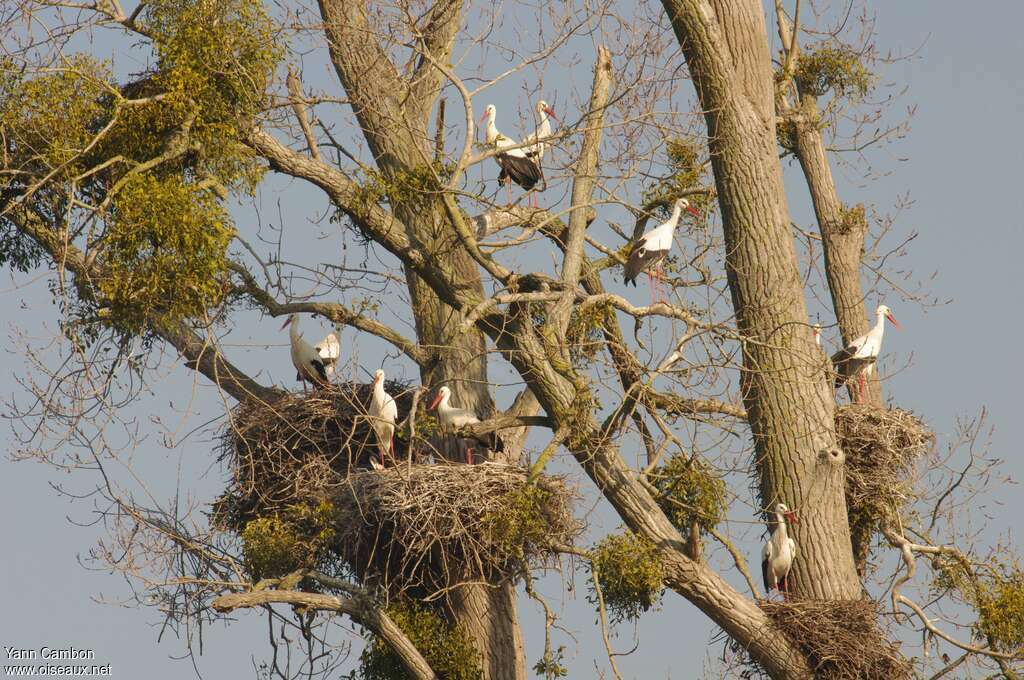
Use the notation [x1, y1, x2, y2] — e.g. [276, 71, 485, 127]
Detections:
[521, 100, 557, 206]
[314, 325, 341, 381]
[523, 99, 557, 159]
[812, 323, 822, 347]
[830, 304, 901, 403]
[429, 385, 492, 464]
[761, 503, 799, 598]
[281, 314, 329, 392]
[368, 369, 398, 468]
[623, 198, 701, 301]
[480, 104, 542, 205]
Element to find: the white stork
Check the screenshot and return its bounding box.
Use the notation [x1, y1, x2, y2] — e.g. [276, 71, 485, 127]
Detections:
[314, 325, 341, 381]
[480, 104, 542, 206]
[369, 369, 398, 468]
[812, 323, 822, 347]
[281, 314, 329, 392]
[761, 503, 799, 598]
[521, 99, 557, 206]
[428, 385, 492, 464]
[830, 304, 901, 403]
[623, 198, 701, 300]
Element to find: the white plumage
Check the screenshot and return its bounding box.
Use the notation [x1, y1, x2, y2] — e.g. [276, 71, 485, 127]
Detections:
[761, 503, 799, 598]
[482, 104, 527, 158]
[369, 368, 398, 468]
[480, 104, 543, 205]
[429, 385, 488, 464]
[314, 326, 341, 380]
[623, 198, 701, 287]
[430, 385, 480, 428]
[830, 304, 901, 401]
[522, 99, 556, 160]
[281, 314, 328, 392]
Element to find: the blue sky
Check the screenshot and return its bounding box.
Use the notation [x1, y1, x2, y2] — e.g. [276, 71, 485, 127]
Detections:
[2, 2, 1023, 678]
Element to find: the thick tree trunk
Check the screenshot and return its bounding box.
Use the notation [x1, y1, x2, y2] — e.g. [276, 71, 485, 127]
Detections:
[316, 2, 524, 676]
[448, 581, 526, 680]
[661, 0, 862, 600]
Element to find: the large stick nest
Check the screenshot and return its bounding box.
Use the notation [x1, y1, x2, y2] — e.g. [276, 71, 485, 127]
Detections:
[835, 405, 933, 522]
[758, 598, 912, 679]
[328, 463, 580, 597]
[212, 382, 419, 529]
[211, 387, 579, 596]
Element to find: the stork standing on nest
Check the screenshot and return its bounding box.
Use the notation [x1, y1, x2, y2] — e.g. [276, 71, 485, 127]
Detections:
[761, 503, 799, 599]
[369, 369, 398, 469]
[480, 104, 542, 206]
[830, 304, 901, 403]
[314, 325, 341, 381]
[281, 314, 329, 392]
[429, 385, 491, 464]
[521, 99, 557, 207]
[623, 198, 701, 302]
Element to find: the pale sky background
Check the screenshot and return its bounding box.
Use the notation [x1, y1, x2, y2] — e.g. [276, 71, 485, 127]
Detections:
[3, 2, 1023, 679]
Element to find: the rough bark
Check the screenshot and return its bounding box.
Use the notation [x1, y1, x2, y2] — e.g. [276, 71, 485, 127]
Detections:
[660, 0, 863, 602]
[314, 2, 522, 675]
[774, 10, 883, 568]
[448, 581, 526, 680]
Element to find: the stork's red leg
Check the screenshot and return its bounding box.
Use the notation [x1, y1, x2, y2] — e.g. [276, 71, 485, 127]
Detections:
[858, 373, 866, 403]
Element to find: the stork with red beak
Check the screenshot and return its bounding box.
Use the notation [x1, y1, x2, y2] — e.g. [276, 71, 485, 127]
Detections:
[761, 503, 799, 599]
[281, 314, 329, 392]
[428, 385, 492, 464]
[623, 198, 701, 301]
[480, 104, 542, 206]
[830, 304, 901, 403]
[368, 369, 398, 469]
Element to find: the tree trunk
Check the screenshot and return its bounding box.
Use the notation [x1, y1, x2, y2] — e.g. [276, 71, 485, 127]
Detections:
[661, 0, 862, 600]
[448, 581, 527, 680]
[790, 98, 881, 406]
[316, 2, 524, 675]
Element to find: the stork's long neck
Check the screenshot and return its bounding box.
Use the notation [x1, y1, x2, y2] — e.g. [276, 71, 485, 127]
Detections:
[871, 311, 887, 341]
[773, 512, 790, 543]
[535, 111, 551, 137]
[373, 378, 386, 403]
[659, 203, 684, 234]
[289, 318, 301, 344]
[645, 203, 684, 244]
[484, 116, 499, 145]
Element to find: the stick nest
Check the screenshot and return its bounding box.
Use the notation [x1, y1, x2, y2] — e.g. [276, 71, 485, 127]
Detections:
[330, 463, 580, 597]
[212, 382, 419, 529]
[835, 405, 933, 517]
[758, 598, 912, 679]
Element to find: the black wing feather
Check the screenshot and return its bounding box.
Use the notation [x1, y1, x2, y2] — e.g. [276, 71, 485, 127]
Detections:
[762, 556, 772, 593]
[308, 358, 328, 383]
[623, 241, 668, 286]
[830, 345, 875, 387]
[496, 154, 542, 190]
